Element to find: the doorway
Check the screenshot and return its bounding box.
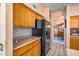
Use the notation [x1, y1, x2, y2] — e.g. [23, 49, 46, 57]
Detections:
[53, 23, 65, 45]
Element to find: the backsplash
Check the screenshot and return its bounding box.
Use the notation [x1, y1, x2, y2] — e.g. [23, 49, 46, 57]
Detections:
[13, 28, 32, 37]
[70, 28, 79, 35]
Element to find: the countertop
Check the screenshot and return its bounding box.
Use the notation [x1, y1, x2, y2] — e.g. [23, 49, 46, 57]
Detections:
[13, 36, 41, 50]
[70, 35, 79, 38]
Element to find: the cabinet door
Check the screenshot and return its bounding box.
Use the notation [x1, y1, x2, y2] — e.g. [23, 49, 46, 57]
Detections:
[27, 10, 35, 28]
[36, 14, 43, 20]
[38, 44, 41, 56]
[70, 37, 79, 50]
[33, 44, 41, 56]
[13, 43, 33, 56]
[13, 3, 35, 28]
[21, 49, 33, 56]
[13, 4, 26, 28]
[32, 39, 41, 56]
[24, 5, 30, 28]
[70, 16, 79, 28]
[70, 38, 77, 49]
[76, 39, 79, 50]
[19, 4, 25, 28]
[13, 4, 21, 27]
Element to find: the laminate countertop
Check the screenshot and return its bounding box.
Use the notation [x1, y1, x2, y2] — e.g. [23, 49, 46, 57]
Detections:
[13, 36, 41, 50]
[70, 35, 79, 38]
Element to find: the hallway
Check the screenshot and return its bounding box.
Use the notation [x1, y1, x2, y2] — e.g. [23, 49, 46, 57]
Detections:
[47, 42, 67, 56]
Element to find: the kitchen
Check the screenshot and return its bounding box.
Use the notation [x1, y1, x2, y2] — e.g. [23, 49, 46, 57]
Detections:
[0, 3, 79, 56]
[13, 3, 51, 56]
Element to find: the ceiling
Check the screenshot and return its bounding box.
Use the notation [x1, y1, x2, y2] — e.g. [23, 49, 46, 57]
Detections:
[43, 3, 79, 12]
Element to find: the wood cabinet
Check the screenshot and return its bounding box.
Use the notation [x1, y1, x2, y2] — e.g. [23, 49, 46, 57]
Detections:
[13, 3, 35, 28]
[70, 16, 79, 28]
[33, 44, 41, 56]
[13, 43, 33, 56]
[32, 39, 41, 56]
[36, 13, 44, 20]
[21, 49, 33, 56]
[13, 4, 22, 28]
[13, 39, 41, 56]
[28, 10, 35, 28]
[70, 36, 79, 50]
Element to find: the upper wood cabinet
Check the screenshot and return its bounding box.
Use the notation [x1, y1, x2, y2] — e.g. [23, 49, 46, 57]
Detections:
[13, 3, 35, 28]
[28, 10, 35, 28]
[35, 13, 44, 20]
[70, 16, 79, 28]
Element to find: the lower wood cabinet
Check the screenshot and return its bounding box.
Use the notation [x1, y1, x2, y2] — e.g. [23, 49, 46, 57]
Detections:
[70, 36, 79, 50]
[13, 39, 41, 56]
[13, 43, 33, 56]
[33, 44, 41, 56]
[21, 49, 33, 56]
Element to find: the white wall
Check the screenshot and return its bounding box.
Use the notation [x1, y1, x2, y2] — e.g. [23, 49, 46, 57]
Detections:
[0, 4, 6, 55]
[0, 4, 2, 43]
[0, 4, 6, 44]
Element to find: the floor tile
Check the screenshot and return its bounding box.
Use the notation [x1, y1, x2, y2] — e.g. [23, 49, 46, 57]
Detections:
[47, 43, 67, 56]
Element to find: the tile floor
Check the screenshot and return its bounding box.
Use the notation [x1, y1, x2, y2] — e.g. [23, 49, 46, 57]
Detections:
[67, 48, 79, 56]
[47, 42, 67, 56]
[52, 37, 64, 45]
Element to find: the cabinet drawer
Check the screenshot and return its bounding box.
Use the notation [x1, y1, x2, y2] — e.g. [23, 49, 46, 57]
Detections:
[13, 43, 33, 56]
[33, 39, 40, 46]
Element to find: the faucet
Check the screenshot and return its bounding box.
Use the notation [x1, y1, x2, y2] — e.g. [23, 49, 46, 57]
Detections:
[0, 43, 3, 51]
